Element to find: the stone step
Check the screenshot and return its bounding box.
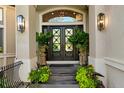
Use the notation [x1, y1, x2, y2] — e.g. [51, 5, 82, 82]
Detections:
[28, 64, 79, 88]
[50, 67, 77, 74]
[52, 74, 75, 76]
[40, 84, 79, 88]
[48, 80, 77, 84]
[48, 75, 76, 84]
[49, 75, 75, 81]
[49, 64, 77, 67]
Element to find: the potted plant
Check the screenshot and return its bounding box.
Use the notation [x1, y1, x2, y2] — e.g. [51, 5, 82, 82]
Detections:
[36, 32, 53, 65]
[68, 29, 89, 65]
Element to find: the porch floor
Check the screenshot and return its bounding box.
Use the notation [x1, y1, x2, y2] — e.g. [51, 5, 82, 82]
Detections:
[28, 64, 79, 88]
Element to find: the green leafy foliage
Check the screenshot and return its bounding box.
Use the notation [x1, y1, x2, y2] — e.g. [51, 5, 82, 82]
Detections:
[0, 77, 8, 88]
[38, 66, 51, 83]
[28, 66, 51, 83]
[36, 32, 53, 46]
[0, 47, 3, 53]
[28, 70, 39, 82]
[68, 29, 89, 51]
[75, 65, 101, 88]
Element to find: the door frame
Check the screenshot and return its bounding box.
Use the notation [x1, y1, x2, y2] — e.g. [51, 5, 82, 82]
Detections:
[43, 25, 83, 61]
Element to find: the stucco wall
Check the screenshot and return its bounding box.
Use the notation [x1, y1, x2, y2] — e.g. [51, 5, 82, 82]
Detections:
[0, 58, 4, 67]
[105, 5, 124, 88]
[89, 5, 124, 88]
[106, 65, 124, 88]
[16, 6, 30, 59]
[6, 6, 15, 54]
[0, 6, 15, 67]
[16, 5, 37, 82]
[89, 6, 96, 58]
[29, 6, 36, 59]
[106, 6, 124, 61]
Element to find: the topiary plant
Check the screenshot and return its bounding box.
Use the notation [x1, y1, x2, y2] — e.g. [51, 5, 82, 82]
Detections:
[68, 29, 89, 65]
[36, 32, 53, 47]
[68, 29, 89, 52]
[36, 32, 53, 65]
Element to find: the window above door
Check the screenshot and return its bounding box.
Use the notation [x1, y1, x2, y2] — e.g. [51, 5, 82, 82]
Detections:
[42, 10, 83, 23]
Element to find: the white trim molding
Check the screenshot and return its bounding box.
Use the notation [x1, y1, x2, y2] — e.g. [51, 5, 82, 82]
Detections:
[0, 53, 15, 58]
[104, 57, 124, 71]
[47, 61, 79, 64]
[104, 57, 124, 88]
[41, 22, 85, 26]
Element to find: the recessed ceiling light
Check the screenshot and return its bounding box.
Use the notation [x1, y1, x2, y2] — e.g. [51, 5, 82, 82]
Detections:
[73, 12, 76, 15]
[51, 12, 54, 15]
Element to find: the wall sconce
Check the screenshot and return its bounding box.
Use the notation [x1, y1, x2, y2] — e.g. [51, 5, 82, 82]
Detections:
[97, 13, 105, 31]
[17, 15, 25, 33]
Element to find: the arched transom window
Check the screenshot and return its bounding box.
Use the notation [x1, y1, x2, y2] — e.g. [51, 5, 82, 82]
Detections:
[42, 10, 83, 23]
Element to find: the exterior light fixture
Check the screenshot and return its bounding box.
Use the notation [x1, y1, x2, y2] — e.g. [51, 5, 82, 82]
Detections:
[97, 13, 105, 31]
[17, 15, 25, 33]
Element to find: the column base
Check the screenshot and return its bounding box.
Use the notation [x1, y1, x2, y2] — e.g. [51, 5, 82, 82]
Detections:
[15, 57, 37, 82]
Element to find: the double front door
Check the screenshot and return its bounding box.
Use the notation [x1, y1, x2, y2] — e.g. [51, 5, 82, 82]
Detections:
[43, 25, 83, 61]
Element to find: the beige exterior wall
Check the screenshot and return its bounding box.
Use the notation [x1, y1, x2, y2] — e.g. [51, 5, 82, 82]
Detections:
[29, 6, 36, 59]
[89, 5, 106, 58]
[16, 5, 37, 82]
[105, 6, 124, 88]
[106, 6, 124, 61]
[16, 5, 30, 59]
[0, 58, 4, 67]
[89, 6, 96, 58]
[16, 5, 36, 59]
[106, 65, 124, 88]
[0, 6, 15, 67]
[89, 5, 124, 87]
[6, 57, 15, 65]
[6, 6, 15, 54]
[36, 12, 40, 32]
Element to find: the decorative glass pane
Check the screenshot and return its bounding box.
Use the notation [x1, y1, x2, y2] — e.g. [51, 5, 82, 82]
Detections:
[65, 44, 73, 51]
[65, 29, 73, 36]
[65, 37, 70, 43]
[49, 17, 78, 23]
[53, 37, 60, 43]
[53, 44, 60, 51]
[53, 29, 60, 36]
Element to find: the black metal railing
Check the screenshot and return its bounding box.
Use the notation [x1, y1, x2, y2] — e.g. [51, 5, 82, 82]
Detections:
[0, 61, 23, 88]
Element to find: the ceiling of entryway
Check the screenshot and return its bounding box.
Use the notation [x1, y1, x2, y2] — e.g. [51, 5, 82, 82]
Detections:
[36, 5, 88, 12]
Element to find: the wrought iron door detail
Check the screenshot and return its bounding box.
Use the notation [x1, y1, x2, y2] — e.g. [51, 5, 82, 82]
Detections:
[65, 28, 73, 52]
[52, 29, 61, 52]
